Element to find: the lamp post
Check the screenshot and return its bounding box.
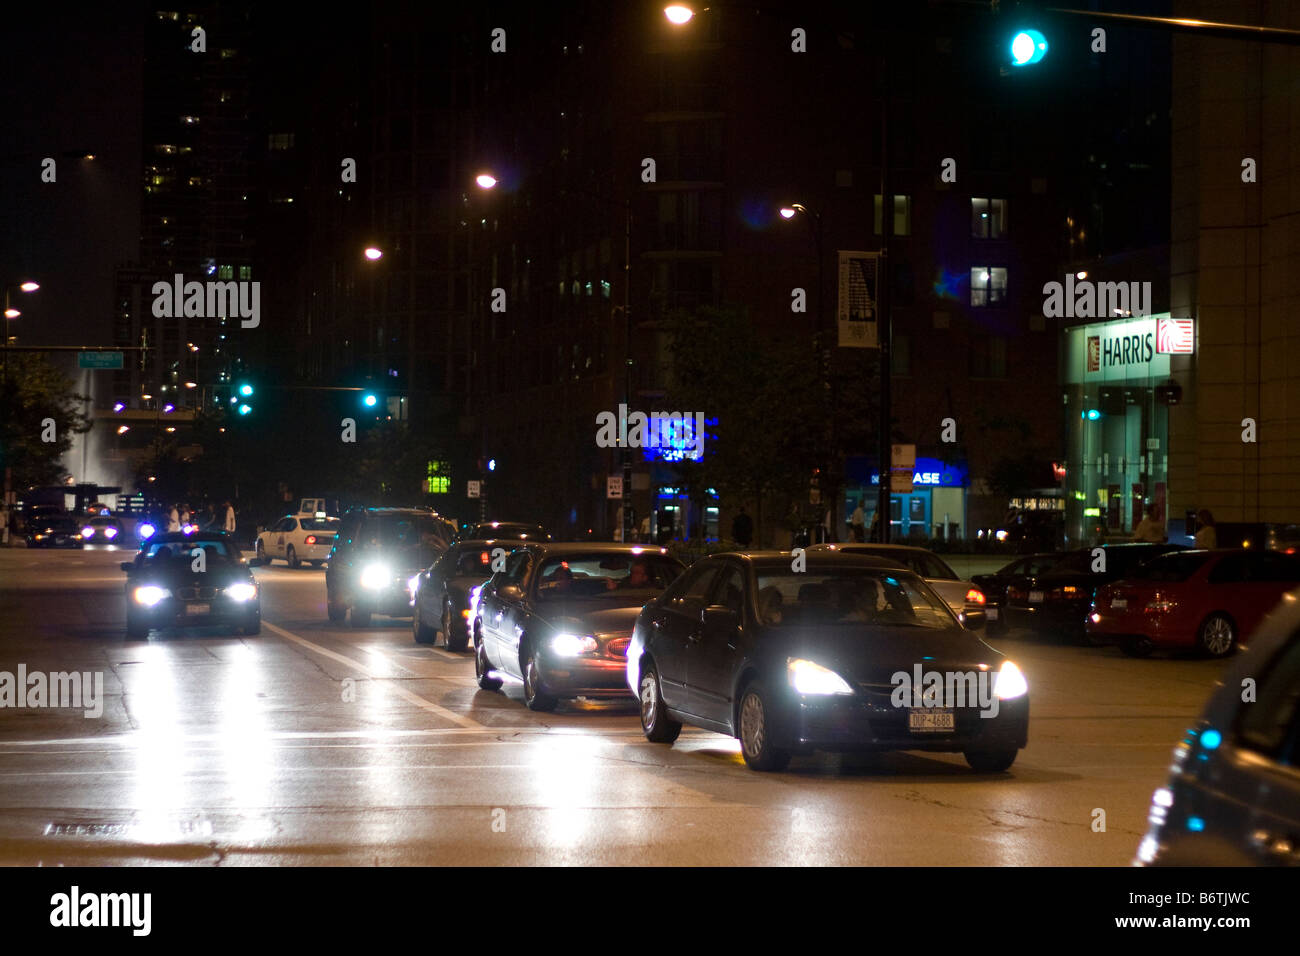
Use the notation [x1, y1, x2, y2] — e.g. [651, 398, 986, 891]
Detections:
[2, 280, 40, 546]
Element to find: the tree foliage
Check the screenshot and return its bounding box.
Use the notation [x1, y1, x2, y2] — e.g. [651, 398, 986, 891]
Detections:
[0, 355, 91, 491]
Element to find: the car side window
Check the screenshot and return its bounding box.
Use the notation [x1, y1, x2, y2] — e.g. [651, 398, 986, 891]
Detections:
[505, 550, 532, 586]
[666, 563, 720, 612]
[1236, 630, 1300, 762]
[285, 518, 298, 532]
[711, 565, 746, 617]
[923, 554, 958, 580]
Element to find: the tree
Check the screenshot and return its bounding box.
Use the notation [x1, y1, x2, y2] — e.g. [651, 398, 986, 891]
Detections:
[0, 354, 91, 491]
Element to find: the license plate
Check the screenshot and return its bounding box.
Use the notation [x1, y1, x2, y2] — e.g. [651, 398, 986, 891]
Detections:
[1111, 598, 1127, 609]
[186, 602, 210, 616]
[1028, 590, 1044, 603]
[908, 710, 955, 732]
[986, 608, 999, 621]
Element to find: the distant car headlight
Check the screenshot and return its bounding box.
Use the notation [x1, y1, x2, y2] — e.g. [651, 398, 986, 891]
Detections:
[787, 658, 854, 695]
[133, 586, 170, 607]
[104, 526, 118, 539]
[226, 582, 257, 602]
[994, 660, 1029, 700]
[137, 522, 156, 539]
[360, 564, 391, 589]
[551, 633, 598, 656]
[81, 526, 95, 538]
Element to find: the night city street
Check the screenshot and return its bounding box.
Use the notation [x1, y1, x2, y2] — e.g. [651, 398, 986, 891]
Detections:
[2, 0, 1298, 938]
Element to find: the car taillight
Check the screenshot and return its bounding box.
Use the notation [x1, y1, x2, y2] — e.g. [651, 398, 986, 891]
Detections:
[1050, 585, 1081, 599]
[304, 535, 317, 545]
[965, 587, 986, 605]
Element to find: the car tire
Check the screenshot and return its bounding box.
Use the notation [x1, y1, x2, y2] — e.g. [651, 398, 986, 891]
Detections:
[737, 681, 790, 772]
[349, 606, 371, 628]
[413, 603, 436, 644]
[475, 633, 503, 691]
[443, 602, 468, 652]
[964, 746, 1018, 773]
[287, 545, 300, 570]
[241, 615, 261, 636]
[639, 663, 682, 744]
[1197, 612, 1237, 658]
[311, 561, 324, 568]
[1121, 635, 1154, 657]
[255, 540, 268, 565]
[126, 614, 149, 639]
[327, 593, 346, 622]
[522, 644, 558, 712]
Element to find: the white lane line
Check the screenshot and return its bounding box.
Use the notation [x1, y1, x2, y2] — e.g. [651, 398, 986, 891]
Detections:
[0, 727, 714, 748]
[262, 621, 485, 730]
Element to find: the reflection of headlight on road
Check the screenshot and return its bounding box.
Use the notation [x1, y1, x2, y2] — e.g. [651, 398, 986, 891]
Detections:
[361, 564, 391, 589]
[226, 582, 257, 602]
[551, 633, 597, 656]
[133, 586, 170, 607]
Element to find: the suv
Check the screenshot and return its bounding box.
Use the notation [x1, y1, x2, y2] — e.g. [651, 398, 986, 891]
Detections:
[325, 508, 456, 627]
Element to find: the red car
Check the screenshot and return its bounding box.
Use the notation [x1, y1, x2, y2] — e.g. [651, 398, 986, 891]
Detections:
[1087, 549, 1300, 658]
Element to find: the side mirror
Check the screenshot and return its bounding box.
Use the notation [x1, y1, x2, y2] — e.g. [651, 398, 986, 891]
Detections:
[499, 584, 524, 602]
[962, 609, 987, 631]
[700, 605, 739, 640]
[120, 561, 135, 572]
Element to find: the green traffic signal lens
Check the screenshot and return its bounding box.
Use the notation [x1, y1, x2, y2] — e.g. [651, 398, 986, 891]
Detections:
[1010, 29, 1048, 67]
[239, 383, 254, 397]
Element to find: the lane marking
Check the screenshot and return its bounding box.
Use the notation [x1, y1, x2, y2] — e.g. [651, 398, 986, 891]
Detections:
[262, 621, 485, 729]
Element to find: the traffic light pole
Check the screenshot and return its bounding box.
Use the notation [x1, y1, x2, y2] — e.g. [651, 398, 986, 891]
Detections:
[876, 69, 892, 545]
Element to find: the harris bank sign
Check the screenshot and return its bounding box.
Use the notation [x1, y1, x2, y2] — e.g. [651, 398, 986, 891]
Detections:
[1063, 314, 1194, 385]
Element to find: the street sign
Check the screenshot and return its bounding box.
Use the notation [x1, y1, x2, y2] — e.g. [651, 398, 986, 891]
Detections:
[606, 476, 623, 499]
[78, 351, 123, 370]
[467, 480, 481, 499]
[890, 443, 917, 493]
[837, 251, 879, 348]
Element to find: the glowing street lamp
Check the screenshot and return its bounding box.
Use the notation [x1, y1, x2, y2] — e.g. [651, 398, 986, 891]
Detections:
[475, 173, 498, 190]
[664, 5, 696, 25]
[363, 246, 383, 261]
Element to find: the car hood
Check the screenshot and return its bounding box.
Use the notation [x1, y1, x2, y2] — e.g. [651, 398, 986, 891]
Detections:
[761, 625, 1005, 686]
[538, 603, 644, 637]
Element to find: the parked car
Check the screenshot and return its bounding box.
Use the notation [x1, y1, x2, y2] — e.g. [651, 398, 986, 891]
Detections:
[79, 516, 129, 547]
[411, 539, 540, 650]
[120, 530, 262, 638]
[1003, 542, 1187, 640]
[473, 543, 686, 710]
[326, 508, 455, 627]
[971, 553, 1063, 632]
[462, 521, 551, 542]
[807, 542, 987, 625]
[24, 516, 84, 549]
[255, 513, 341, 568]
[627, 551, 1029, 772]
[1089, 548, 1300, 658]
[1136, 586, 1300, 865]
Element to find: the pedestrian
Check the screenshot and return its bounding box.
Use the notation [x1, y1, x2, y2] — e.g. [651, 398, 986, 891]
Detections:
[731, 506, 753, 548]
[849, 500, 866, 542]
[180, 504, 191, 527]
[167, 503, 180, 533]
[223, 500, 237, 535]
[639, 514, 651, 544]
[203, 502, 217, 530]
[1194, 509, 1217, 549]
[1132, 504, 1166, 543]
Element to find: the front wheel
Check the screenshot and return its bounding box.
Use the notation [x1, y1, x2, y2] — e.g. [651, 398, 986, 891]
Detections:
[443, 603, 468, 652]
[413, 603, 436, 644]
[964, 746, 1018, 773]
[126, 614, 149, 639]
[255, 540, 268, 565]
[522, 646, 558, 712]
[737, 681, 790, 771]
[349, 606, 371, 628]
[240, 614, 261, 636]
[287, 545, 300, 569]
[475, 634, 503, 691]
[1198, 613, 1237, 658]
[327, 593, 346, 622]
[639, 664, 682, 743]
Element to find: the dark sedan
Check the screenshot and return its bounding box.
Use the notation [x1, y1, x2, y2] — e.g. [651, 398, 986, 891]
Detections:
[79, 516, 130, 548]
[971, 553, 1063, 632]
[473, 543, 686, 710]
[25, 516, 84, 549]
[1002, 542, 1187, 641]
[121, 531, 262, 638]
[628, 552, 1030, 772]
[411, 539, 538, 650]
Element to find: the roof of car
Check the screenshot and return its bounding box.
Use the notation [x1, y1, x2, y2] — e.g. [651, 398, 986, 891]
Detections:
[451, 538, 543, 550]
[808, 542, 928, 553]
[703, 551, 914, 571]
[533, 542, 676, 556]
[142, 530, 234, 543]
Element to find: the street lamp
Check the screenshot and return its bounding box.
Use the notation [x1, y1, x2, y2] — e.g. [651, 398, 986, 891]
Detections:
[664, 5, 700, 25]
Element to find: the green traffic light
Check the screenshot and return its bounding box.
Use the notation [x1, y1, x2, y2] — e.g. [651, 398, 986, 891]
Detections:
[1010, 29, 1048, 66]
[238, 403, 252, 415]
[238, 383, 254, 397]
[363, 393, 378, 408]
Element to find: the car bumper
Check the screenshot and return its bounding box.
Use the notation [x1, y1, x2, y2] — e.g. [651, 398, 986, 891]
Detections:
[132, 597, 260, 627]
[353, 582, 417, 616]
[769, 693, 1030, 753]
[1004, 600, 1087, 632]
[540, 656, 634, 699]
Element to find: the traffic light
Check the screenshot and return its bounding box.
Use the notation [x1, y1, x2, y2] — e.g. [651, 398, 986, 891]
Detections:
[1009, 28, 1048, 67]
[362, 392, 378, 408]
[238, 383, 254, 397]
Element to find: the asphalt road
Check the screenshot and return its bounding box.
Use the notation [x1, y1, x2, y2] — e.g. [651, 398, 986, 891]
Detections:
[0, 546, 1231, 865]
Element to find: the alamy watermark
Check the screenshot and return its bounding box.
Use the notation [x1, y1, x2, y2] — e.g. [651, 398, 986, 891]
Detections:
[595, 404, 706, 459]
[890, 665, 999, 718]
[151, 273, 260, 328]
[0, 665, 103, 718]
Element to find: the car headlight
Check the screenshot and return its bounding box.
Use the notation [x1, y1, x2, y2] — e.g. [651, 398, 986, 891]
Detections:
[994, 660, 1029, 700]
[104, 526, 118, 539]
[226, 582, 257, 602]
[133, 586, 170, 607]
[137, 522, 156, 539]
[551, 633, 598, 656]
[81, 526, 95, 538]
[360, 564, 391, 589]
[787, 658, 854, 695]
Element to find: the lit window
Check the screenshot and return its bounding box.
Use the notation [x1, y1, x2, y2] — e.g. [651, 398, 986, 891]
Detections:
[971, 198, 1008, 239]
[970, 267, 1007, 307]
[873, 195, 911, 237]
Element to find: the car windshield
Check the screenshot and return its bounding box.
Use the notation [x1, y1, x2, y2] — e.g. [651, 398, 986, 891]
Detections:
[42, 517, 78, 530]
[300, 518, 339, 532]
[1124, 552, 1211, 582]
[841, 547, 957, 580]
[455, 548, 496, 576]
[364, 514, 452, 562]
[536, 553, 680, 600]
[144, 539, 236, 563]
[754, 569, 955, 629]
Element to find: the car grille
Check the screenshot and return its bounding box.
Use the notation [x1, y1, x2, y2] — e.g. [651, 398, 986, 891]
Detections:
[177, 586, 220, 600]
[606, 637, 631, 658]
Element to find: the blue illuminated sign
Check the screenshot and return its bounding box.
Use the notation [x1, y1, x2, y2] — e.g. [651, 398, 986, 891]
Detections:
[865, 457, 967, 488]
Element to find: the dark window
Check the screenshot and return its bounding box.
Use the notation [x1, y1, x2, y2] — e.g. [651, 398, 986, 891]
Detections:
[971, 198, 1008, 238]
[1208, 553, 1250, 584]
[1236, 630, 1300, 761]
[969, 335, 1007, 378]
[712, 565, 746, 616]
